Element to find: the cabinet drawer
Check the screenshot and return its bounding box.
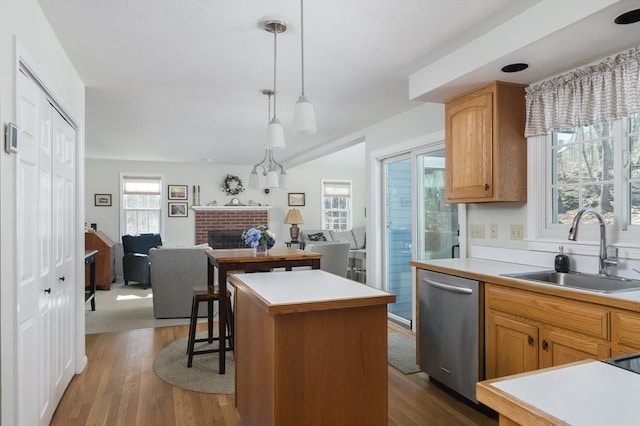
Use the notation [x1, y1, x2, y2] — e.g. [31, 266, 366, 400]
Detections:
[611, 310, 640, 350]
[486, 285, 608, 340]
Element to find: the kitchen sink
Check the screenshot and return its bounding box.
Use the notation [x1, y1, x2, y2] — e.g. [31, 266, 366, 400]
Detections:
[501, 271, 640, 294]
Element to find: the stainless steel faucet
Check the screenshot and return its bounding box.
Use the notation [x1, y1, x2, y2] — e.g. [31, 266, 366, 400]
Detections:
[568, 206, 617, 276]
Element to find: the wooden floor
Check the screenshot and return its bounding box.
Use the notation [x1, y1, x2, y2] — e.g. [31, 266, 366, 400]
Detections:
[51, 322, 497, 425]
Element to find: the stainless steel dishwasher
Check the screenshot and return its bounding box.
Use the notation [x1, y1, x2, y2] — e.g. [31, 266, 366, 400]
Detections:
[418, 269, 481, 403]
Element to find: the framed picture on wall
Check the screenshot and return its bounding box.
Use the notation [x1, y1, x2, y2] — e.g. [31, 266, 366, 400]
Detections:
[168, 185, 188, 200]
[168, 202, 188, 217]
[288, 192, 305, 206]
[94, 193, 112, 207]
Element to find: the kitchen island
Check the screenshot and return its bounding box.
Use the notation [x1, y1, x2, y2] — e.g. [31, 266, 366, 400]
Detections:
[229, 269, 396, 426]
[477, 359, 640, 425]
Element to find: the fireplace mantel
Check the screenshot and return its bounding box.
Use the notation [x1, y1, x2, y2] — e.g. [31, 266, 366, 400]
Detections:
[192, 206, 272, 212]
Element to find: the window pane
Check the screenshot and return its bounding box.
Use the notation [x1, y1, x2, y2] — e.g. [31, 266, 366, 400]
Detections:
[551, 121, 615, 225]
[122, 177, 162, 235]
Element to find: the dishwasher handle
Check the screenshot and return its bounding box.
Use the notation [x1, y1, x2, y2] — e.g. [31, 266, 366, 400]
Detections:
[423, 278, 473, 294]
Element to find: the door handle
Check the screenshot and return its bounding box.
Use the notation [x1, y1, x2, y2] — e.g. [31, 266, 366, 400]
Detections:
[44, 288, 51, 294]
[59, 276, 65, 282]
[423, 279, 473, 294]
[484, 183, 490, 191]
[542, 340, 549, 351]
[527, 335, 534, 346]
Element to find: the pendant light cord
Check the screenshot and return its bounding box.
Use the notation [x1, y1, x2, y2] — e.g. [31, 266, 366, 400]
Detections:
[272, 28, 278, 119]
[300, 0, 305, 97]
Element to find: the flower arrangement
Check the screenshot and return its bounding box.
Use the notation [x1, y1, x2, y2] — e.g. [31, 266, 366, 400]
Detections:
[242, 225, 276, 249]
[221, 174, 244, 196]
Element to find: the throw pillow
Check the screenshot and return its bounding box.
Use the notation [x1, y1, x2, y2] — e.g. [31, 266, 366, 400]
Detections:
[308, 232, 327, 242]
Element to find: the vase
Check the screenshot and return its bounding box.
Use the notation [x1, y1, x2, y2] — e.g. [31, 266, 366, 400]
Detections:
[255, 244, 268, 255]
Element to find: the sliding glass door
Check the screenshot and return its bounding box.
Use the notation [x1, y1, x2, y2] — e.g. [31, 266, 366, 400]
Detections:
[382, 146, 459, 327]
[383, 155, 413, 325]
[416, 149, 459, 261]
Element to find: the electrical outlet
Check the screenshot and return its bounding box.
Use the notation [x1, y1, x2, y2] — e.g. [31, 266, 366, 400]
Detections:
[490, 224, 498, 239]
[470, 224, 485, 239]
[510, 224, 524, 241]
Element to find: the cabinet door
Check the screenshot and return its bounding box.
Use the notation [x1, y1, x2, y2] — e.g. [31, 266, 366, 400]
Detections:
[611, 310, 640, 353]
[539, 329, 610, 369]
[486, 312, 538, 379]
[445, 91, 493, 201]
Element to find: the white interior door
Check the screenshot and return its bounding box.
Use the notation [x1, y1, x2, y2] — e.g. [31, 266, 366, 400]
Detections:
[16, 69, 76, 426]
[52, 107, 76, 403]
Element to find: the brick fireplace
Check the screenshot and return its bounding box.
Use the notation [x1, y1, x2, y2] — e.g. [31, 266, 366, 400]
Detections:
[194, 206, 270, 245]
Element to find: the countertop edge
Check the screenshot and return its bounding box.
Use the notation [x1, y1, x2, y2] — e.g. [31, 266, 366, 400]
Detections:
[411, 259, 640, 311]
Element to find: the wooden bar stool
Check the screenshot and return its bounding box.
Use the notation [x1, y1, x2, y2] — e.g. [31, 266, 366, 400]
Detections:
[187, 285, 234, 368]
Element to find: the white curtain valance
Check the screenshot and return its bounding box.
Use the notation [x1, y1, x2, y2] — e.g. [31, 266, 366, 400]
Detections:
[524, 46, 640, 137]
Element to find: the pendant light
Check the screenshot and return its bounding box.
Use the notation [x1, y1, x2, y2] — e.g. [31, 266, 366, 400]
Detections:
[249, 90, 287, 189]
[293, 0, 317, 135]
[264, 19, 286, 149]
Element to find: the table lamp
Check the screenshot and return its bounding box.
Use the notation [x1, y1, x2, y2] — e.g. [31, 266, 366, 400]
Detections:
[284, 208, 304, 242]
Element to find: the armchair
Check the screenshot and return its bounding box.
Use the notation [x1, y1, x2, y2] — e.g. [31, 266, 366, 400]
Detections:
[122, 233, 162, 288]
[304, 242, 351, 277]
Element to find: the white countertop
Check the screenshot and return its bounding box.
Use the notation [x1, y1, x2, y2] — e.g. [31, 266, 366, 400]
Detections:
[230, 270, 395, 313]
[488, 361, 640, 426]
[411, 258, 640, 303]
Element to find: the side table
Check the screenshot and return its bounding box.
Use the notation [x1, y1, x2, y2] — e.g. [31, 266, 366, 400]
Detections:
[84, 249, 98, 311]
[285, 241, 305, 249]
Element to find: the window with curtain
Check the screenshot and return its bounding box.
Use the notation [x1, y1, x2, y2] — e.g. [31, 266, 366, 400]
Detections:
[526, 47, 639, 246]
[121, 176, 162, 236]
[322, 180, 352, 231]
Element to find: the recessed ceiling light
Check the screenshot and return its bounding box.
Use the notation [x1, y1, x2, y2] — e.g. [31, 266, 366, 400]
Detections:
[614, 8, 640, 24]
[501, 63, 529, 73]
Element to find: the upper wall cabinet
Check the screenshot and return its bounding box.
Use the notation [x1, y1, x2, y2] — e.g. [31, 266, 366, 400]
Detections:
[445, 81, 527, 203]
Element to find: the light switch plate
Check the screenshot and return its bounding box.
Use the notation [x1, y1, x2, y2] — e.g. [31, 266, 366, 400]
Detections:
[470, 224, 485, 239]
[510, 224, 524, 241]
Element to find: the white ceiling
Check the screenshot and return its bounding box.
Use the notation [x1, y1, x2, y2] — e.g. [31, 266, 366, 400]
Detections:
[37, 0, 640, 165]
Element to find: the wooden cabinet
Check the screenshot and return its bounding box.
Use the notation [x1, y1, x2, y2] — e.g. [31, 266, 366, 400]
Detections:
[486, 312, 538, 379]
[611, 309, 640, 355]
[485, 284, 613, 379]
[445, 81, 527, 203]
[84, 231, 115, 290]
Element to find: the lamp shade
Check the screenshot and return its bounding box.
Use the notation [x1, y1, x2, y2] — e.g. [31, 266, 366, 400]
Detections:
[266, 170, 280, 188]
[293, 95, 317, 135]
[284, 208, 304, 225]
[266, 118, 285, 149]
[248, 170, 260, 189]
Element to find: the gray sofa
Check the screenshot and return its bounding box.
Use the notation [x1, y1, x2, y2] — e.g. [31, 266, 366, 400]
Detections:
[300, 226, 365, 251]
[149, 245, 212, 318]
[300, 226, 366, 282]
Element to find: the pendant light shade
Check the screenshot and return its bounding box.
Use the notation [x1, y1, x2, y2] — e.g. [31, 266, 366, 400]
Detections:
[266, 170, 280, 188]
[248, 168, 260, 189]
[266, 117, 285, 149]
[294, 0, 317, 135]
[279, 171, 288, 189]
[293, 95, 317, 135]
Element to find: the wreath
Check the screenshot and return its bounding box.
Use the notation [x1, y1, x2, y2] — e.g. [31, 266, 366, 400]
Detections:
[221, 174, 245, 196]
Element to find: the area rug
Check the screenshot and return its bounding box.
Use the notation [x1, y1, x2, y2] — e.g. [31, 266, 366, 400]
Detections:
[153, 335, 235, 394]
[388, 332, 421, 374]
[85, 282, 192, 334]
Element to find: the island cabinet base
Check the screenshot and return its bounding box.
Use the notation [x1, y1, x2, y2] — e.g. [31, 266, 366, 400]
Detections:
[235, 285, 389, 426]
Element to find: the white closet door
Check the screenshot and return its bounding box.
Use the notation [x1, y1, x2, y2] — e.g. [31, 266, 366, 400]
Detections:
[51, 107, 76, 403]
[16, 70, 45, 426]
[16, 70, 76, 426]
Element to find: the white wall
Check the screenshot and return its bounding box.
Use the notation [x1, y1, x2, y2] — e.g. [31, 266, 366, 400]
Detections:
[1, 2, 85, 424]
